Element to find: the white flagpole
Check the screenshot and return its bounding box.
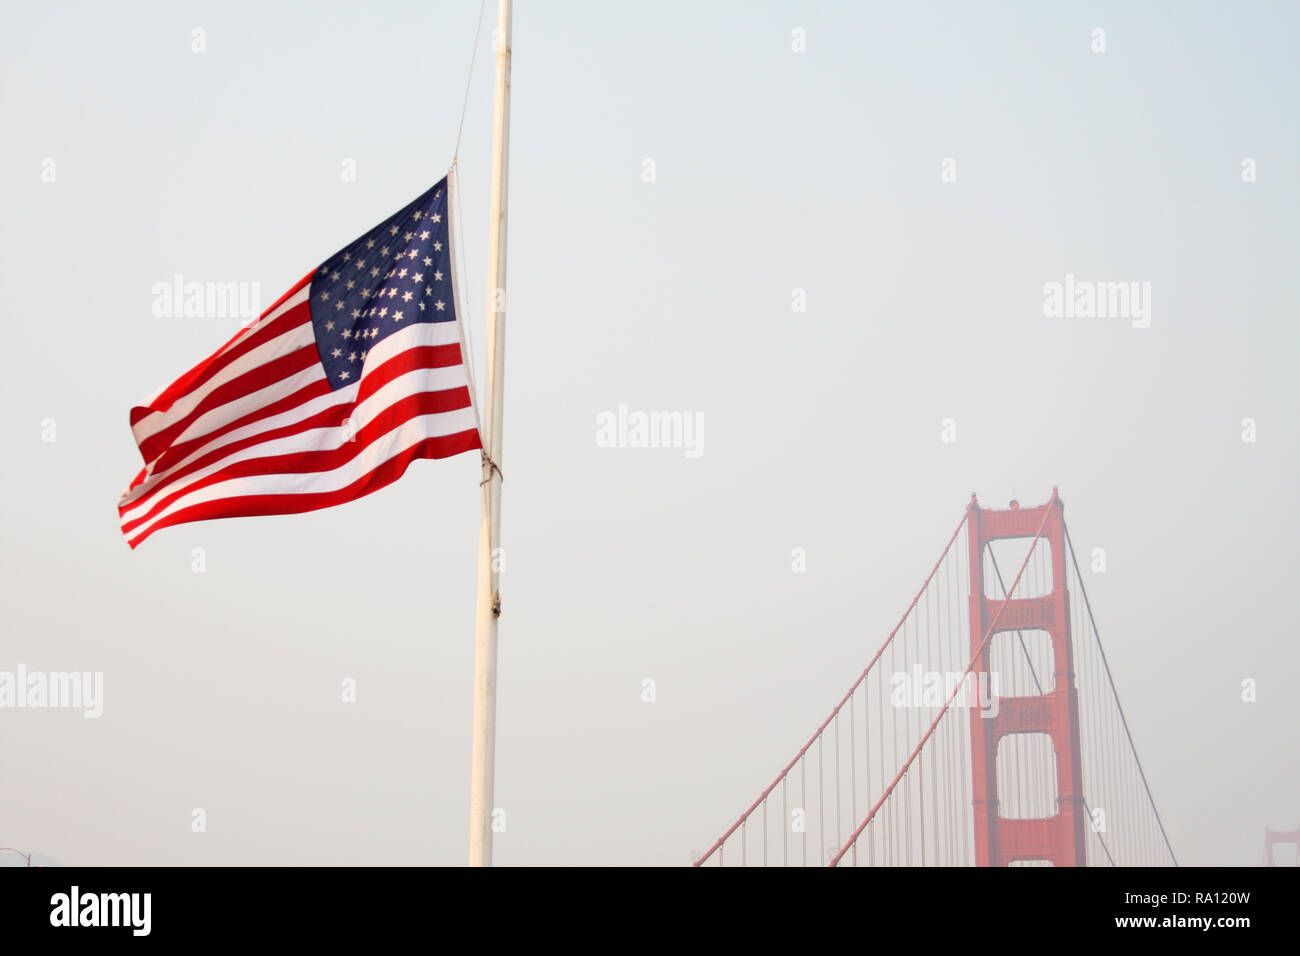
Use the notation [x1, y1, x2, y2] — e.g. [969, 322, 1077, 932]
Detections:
[468, 0, 511, 868]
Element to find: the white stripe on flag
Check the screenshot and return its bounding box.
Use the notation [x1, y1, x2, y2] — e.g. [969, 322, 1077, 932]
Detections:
[124, 406, 479, 542]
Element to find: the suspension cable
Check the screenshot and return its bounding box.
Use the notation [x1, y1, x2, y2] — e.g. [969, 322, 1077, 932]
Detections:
[1063, 522, 1179, 866]
[830, 502, 1053, 866]
[693, 508, 969, 865]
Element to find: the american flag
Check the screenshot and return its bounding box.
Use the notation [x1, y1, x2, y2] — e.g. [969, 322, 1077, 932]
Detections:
[118, 176, 481, 549]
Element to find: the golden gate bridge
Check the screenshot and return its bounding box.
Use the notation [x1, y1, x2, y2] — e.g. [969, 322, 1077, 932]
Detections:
[694, 490, 1179, 867]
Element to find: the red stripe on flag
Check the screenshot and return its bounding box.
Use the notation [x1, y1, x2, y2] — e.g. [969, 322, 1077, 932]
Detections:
[145, 377, 336, 479]
[136, 342, 322, 465]
[356, 343, 464, 402]
[142, 343, 464, 487]
[125, 381, 472, 517]
[125, 429, 481, 549]
[120, 387, 476, 534]
[133, 273, 315, 420]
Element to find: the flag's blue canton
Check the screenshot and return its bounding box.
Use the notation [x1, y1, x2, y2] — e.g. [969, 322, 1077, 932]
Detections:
[309, 178, 456, 390]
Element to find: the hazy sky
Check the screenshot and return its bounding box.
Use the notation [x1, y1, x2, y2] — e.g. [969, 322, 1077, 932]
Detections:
[2, 0, 1297, 866]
